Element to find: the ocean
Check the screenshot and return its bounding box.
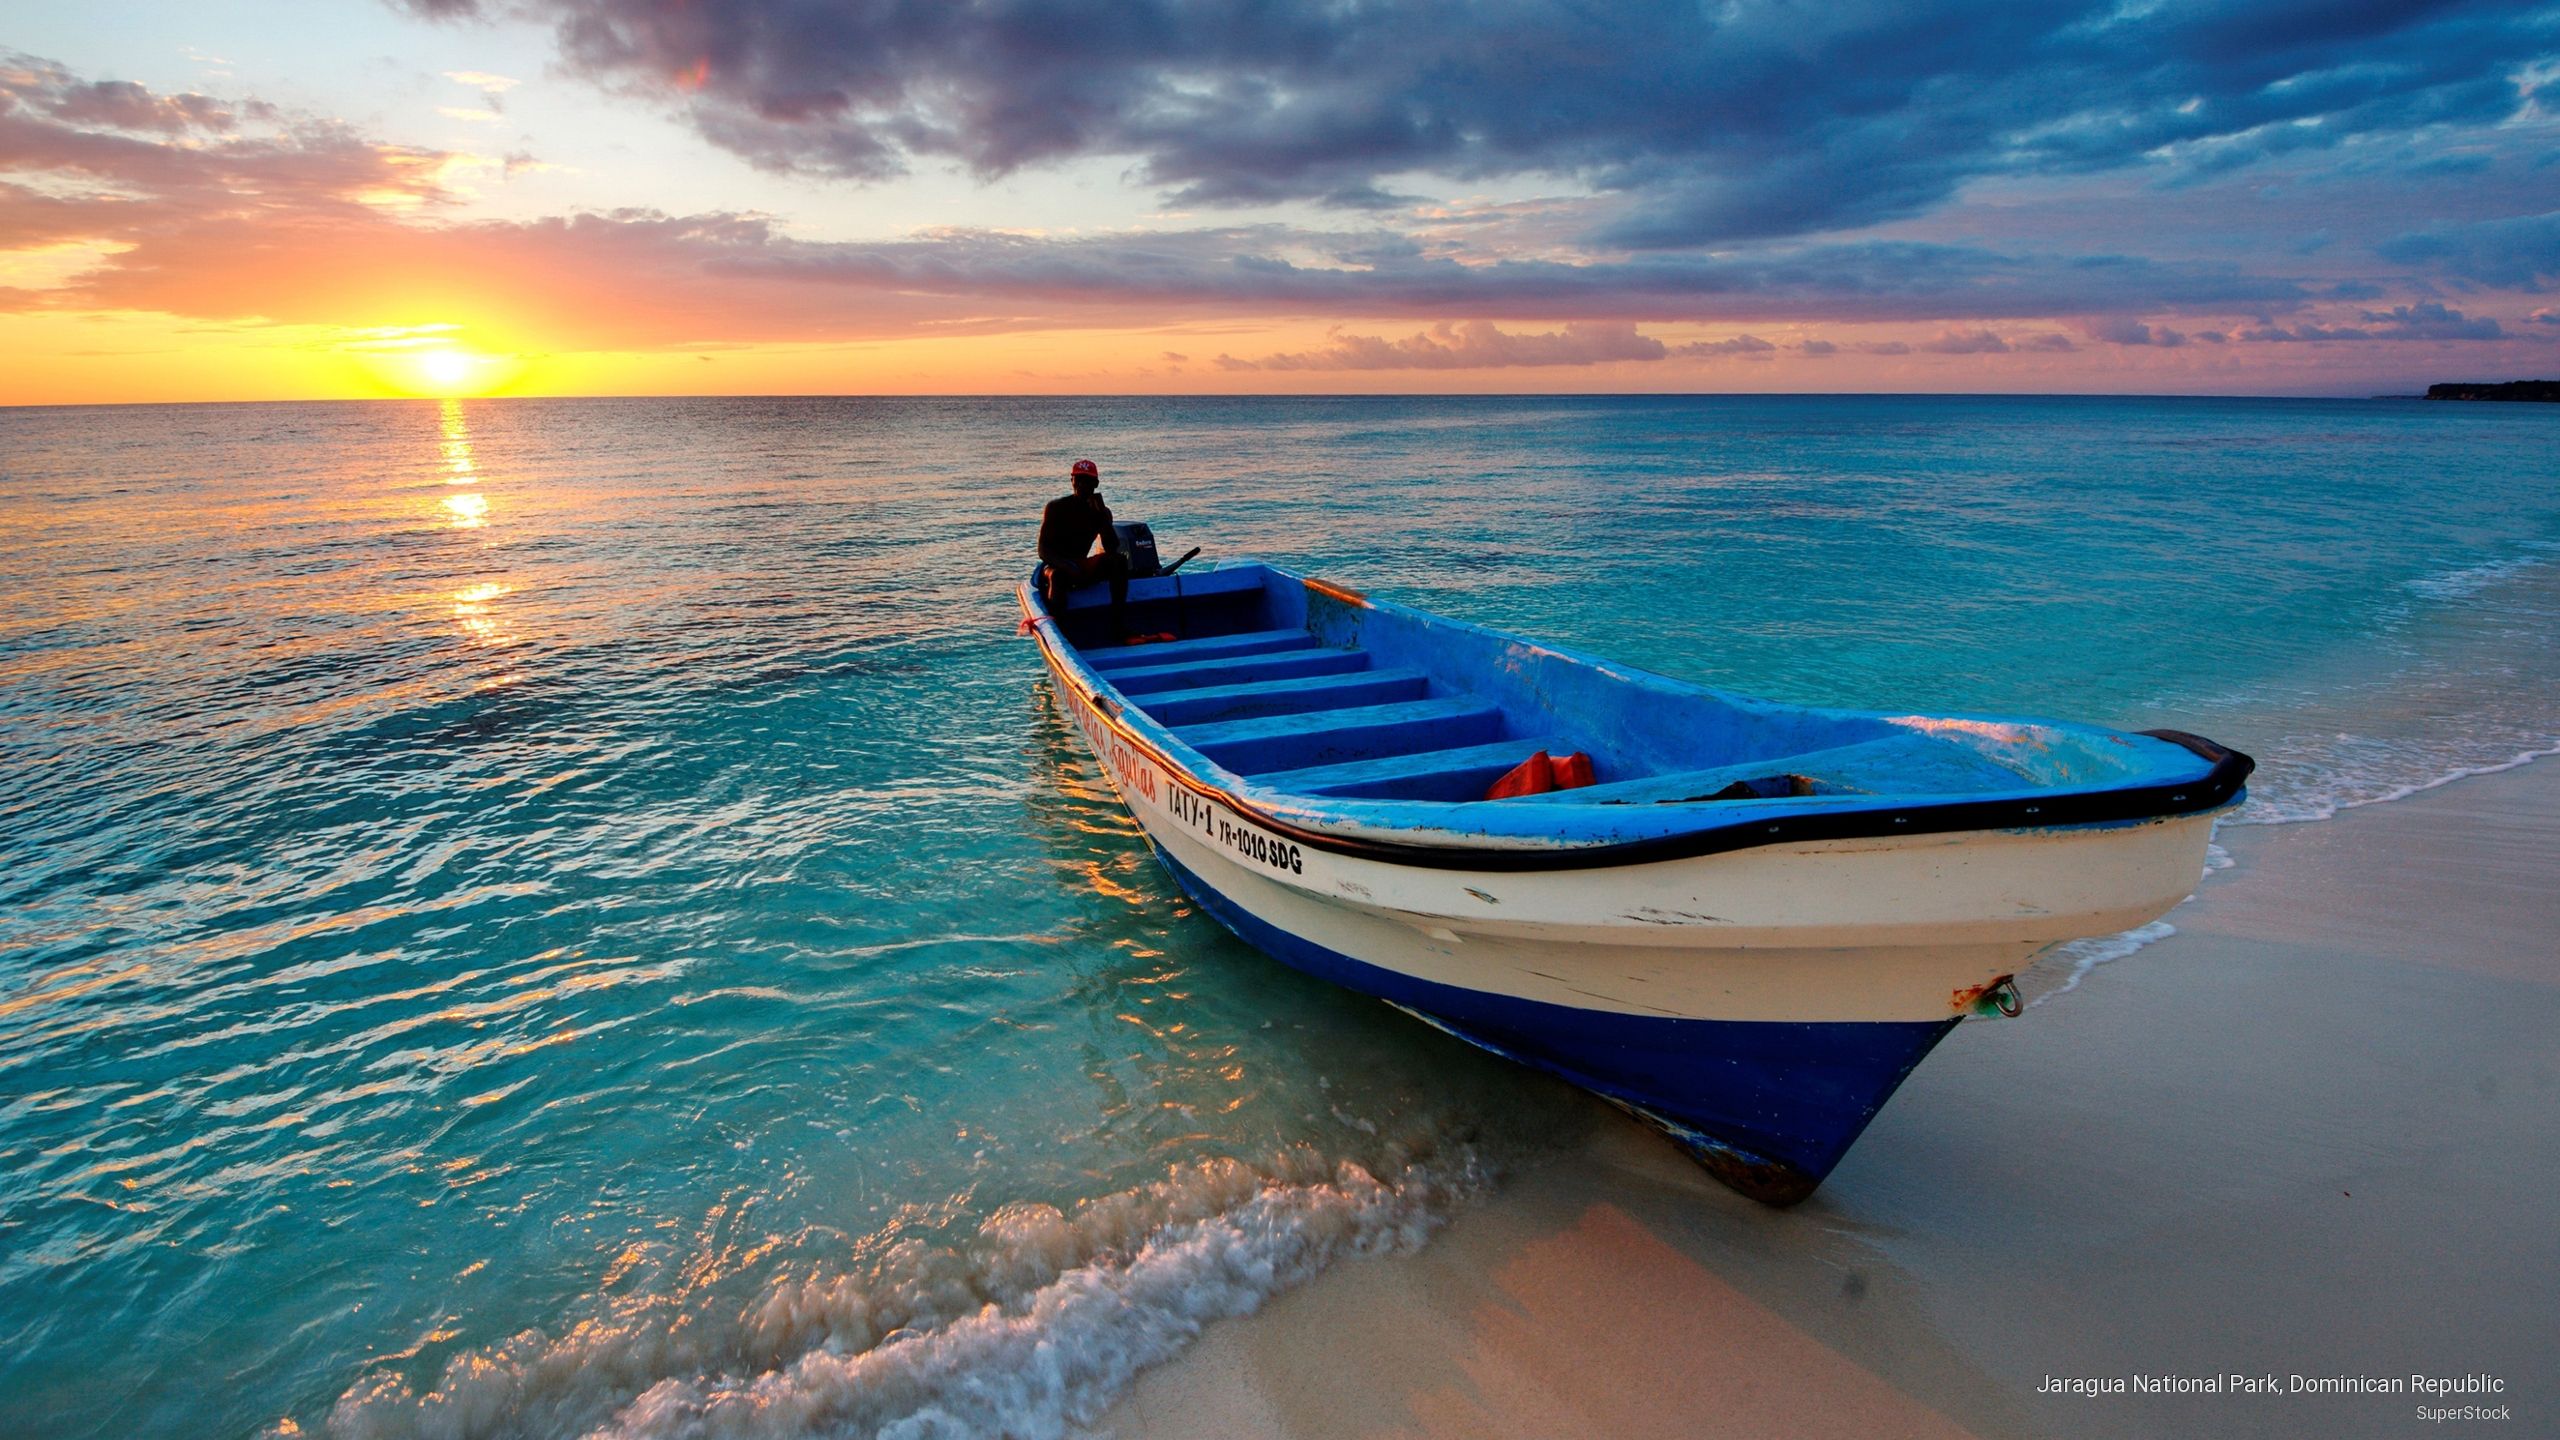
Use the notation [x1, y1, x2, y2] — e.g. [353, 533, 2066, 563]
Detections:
[2, 394, 2554, 1438]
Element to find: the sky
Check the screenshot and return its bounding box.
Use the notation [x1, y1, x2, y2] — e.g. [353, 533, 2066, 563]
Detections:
[2, 0, 2557, 402]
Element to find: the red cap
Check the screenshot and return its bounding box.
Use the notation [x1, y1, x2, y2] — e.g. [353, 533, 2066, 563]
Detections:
[1070, 459, 1099, 478]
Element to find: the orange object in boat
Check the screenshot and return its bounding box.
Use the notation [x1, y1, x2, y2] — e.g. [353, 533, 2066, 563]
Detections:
[1484, 751, 1556, 799]
[1552, 751, 1596, 789]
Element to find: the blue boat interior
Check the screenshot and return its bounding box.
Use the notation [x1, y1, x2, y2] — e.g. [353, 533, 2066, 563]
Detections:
[1038, 561, 2220, 826]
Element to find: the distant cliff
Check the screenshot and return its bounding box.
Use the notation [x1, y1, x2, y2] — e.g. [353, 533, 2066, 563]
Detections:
[2426, 380, 2560, 402]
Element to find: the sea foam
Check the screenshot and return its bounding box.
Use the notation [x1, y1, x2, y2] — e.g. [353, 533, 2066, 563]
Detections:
[316, 1146, 1488, 1440]
[2400, 542, 2557, 602]
[2234, 741, 2560, 826]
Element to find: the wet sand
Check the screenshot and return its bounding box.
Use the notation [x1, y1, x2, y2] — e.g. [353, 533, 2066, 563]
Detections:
[1104, 761, 2560, 1439]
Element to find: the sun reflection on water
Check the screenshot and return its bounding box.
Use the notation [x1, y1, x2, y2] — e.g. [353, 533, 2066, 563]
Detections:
[438, 400, 489, 528]
[452, 582, 516, 646]
[431, 405, 523, 659]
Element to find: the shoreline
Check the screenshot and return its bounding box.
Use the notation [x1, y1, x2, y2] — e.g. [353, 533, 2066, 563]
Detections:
[1103, 758, 2559, 1439]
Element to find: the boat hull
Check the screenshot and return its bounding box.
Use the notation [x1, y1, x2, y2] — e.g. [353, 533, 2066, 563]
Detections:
[1040, 658, 2216, 1202]
[1021, 566, 2242, 1203]
[1150, 841, 1957, 1204]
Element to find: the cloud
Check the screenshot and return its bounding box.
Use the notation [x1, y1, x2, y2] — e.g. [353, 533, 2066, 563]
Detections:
[1918, 328, 2009, 354]
[394, 0, 2557, 248]
[2084, 316, 2187, 347]
[2238, 323, 2369, 342]
[1906, 326, 2070, 354]
[1675, 333, 1776, 357]
[440, 68, 517, 117]
[2378, 211, 2560, 290]
[2354, 300, 2504, 339]
[1224, 320, 1670, 371]
[0, 51, 453, 216]
[3, 55, 240, 134]
[0, 84, 2319, 351]
[2238, 301, 2504, 342]
[26, 58, 2295, 338]
[723, 229, 2311, 326]
[0, 57, 811, 349]
[10, 52, 2549, 377]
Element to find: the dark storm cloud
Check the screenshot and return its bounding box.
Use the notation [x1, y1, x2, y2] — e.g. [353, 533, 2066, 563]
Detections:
[396, 0, 2559, 247]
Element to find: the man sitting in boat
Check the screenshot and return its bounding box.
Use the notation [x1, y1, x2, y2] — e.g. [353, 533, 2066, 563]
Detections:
[1038, 459, 1129, 630]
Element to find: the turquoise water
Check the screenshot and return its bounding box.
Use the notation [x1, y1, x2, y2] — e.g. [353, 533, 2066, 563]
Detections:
[2, 395, 2555, 1438]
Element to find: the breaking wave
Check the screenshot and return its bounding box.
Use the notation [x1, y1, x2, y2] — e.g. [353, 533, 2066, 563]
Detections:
[2025, 921, 2180, 1008]
[2223, 542, 2558, 827]
[2023, 839, 2228, 1007]
[313, 1145, 1489, 1440]
[2232, 740, 2560, 826]
[2400, 543, 2556, 602]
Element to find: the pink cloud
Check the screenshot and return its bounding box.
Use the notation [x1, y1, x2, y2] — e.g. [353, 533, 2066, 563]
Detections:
[1218, 320, 1668, 371]
[1675, 333, 1776, 358]
[1918, 328, 2009, 354]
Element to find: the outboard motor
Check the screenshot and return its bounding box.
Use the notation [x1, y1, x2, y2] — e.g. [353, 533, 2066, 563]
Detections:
[1113, 521, 1164, 578]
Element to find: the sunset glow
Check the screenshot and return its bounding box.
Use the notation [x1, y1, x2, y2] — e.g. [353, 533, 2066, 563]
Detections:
[363, 342, 525, 400]
[2, 7, 2555, 404]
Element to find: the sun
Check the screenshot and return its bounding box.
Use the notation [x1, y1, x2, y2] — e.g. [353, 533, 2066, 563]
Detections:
[387, 344, 522, 397]
[341, 325, 527, 397]
[418, 348, 477, 394]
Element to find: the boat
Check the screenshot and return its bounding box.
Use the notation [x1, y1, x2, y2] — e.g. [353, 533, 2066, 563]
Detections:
[1018, 554, 2252, 1205]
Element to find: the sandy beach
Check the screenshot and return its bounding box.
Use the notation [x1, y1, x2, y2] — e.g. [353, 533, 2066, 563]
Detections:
[1105, 760, 2560, 1440]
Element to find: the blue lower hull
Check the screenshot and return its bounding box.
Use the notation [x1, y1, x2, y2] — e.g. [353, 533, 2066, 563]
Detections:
[1152, 844, 1960, 1205]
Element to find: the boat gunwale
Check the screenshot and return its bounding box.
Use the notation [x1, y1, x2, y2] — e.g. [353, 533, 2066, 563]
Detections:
[1019, 566, 2254, 874]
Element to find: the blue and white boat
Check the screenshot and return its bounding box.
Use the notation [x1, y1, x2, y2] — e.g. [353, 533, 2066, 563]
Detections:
[1020, 557, 2252, 1204]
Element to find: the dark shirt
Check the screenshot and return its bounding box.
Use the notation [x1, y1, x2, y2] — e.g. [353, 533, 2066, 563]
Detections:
[1038, 492, 1117, 567]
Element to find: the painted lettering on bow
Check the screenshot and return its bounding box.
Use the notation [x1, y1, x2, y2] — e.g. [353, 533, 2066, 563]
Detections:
[1066, 686, 1158, 803]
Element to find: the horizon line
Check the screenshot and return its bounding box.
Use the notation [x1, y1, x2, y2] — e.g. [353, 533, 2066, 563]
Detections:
[8, 386, 2521, 412]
